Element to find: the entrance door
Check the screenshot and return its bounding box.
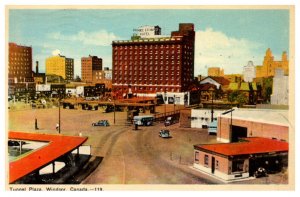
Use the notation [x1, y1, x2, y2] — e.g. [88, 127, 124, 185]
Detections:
[211, 157, 215, 174]
[231, 125, 247, 142]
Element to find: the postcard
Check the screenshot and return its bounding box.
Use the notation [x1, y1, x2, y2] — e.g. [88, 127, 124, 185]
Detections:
[5, 5, 295, 191]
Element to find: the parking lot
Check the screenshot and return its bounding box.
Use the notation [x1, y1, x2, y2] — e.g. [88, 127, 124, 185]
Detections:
[8, 103, 288, 184]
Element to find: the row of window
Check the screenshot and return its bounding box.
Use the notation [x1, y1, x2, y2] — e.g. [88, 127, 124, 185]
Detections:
[9, 52, 31, 56]
[114, 60, 182, 66]
[9, 66, 31, 70]
[114, 86, 180, 92]
[114, 71, 180, 76]
[114, 44, 181, 50]
[114, 66, 180, 71]
[114, 55, 181, 61]
[114, 49, 181, 56]
[195, 151, 245, 173]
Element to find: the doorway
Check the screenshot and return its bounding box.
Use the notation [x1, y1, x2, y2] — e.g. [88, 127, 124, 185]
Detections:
[231, 125, 247, 142]
[211, 157, 215, 174]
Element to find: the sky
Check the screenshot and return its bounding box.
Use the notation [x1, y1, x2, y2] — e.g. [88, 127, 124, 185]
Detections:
[8, 8, 290, 77]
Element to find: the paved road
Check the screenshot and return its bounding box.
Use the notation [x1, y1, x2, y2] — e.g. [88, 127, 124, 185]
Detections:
[9, 105, 287, 185]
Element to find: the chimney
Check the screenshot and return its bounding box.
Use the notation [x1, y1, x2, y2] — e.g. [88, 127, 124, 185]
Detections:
[36, 61, 39, 74]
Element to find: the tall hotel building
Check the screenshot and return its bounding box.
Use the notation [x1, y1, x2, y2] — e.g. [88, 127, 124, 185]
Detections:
[112, 23, 195, 95]
[81, 55, 102, 83]
[8, 43, 33, 83]
[45, 54, 74, 80]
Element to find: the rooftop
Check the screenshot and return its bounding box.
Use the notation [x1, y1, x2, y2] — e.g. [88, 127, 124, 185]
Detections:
[194, 137, 288, 156]
[218, 108, 289, 127]
[9, 131, 88, 183]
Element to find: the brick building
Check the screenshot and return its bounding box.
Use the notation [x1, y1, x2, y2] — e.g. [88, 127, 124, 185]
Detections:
[217, 108, 289, 143]
[81, 55, 102, 83]
[8, 43, 33, 83]
[112, 23, 195, 96]
[193, 137, 288, 182]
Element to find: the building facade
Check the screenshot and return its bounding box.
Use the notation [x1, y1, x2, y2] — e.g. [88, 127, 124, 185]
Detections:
[243, 61, 256, 82]
[92, 67, 112, 89]
[193, 137, 288, 182]
[217, 108, 289, 143]
[8, 43, 33, 83]
[112, 23, 195, 96]
[45, 55, 74, 80]
[207, 67, 224, 77]
[81, 55, 102, 83]
[271, 68, 289, 105]
[256, 48, 289, 78]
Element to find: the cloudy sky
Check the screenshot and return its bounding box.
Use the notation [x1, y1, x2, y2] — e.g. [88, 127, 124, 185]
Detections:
[8, 8, 290, 77]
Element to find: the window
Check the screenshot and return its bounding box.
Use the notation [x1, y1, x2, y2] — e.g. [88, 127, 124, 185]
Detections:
[232, 160, 244, 172]
[195, 152, 199, 163]
[204, 155, 209, 165]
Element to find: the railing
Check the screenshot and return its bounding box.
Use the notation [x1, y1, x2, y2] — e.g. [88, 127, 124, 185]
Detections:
[154, 110, 181, 122]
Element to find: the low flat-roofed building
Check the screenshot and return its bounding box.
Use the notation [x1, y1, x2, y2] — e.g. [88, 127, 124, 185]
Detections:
[217, 108, 289, 143]
[193, 137, 288, 182]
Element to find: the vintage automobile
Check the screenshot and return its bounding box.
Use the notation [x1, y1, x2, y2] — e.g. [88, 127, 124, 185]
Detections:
[159, 129, 171, 138]
[92, 120, 110, 127]
[164, 117, 175, 126]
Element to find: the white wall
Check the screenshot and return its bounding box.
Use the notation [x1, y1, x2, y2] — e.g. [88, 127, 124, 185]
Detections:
[191, 109, 223, 128]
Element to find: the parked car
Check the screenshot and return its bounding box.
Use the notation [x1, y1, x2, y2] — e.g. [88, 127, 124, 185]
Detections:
[254, 167, 268, 178]
[159, 129, 171, 138]
[92, 120, 110, 127]
[164, 117, 175, 126]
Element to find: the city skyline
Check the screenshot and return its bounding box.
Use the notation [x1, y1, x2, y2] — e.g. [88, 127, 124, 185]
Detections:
[9, 8, 290, 77]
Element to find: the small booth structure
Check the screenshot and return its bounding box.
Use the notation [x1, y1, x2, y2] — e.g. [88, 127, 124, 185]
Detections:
[193, 137, 288, 182]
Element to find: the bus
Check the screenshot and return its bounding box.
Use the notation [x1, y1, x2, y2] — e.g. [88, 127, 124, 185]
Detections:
[208, 120, 217, 135]
[133, 115, 154, 126]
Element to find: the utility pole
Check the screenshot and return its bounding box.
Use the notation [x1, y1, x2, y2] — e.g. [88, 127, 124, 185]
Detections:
[58, 99, 61, 134]
[211, 91, 214, 122]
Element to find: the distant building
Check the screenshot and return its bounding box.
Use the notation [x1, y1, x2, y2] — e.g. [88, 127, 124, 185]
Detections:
[81, 55, 102, 83]
[33, 61, 46, 84]
[223, 74, 243, 83]
[207, 67, 224, 77]
[112, 23, 195, 96]
[271, 68, 289, 105]
[199, 76, 230, 91]
[8, 43, 33, 83]
[256, 48, 288, 78]
[46, 54, 74, 80]
[92, 67, 112, 89]
[243, 61, 256, 82]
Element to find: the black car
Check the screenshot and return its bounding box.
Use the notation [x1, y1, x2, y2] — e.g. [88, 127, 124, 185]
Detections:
[92, 120, 110, 127]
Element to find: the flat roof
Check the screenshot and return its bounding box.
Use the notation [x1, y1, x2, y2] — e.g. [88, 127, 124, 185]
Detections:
[9, 131, 88, 183]
[194, 137, 288, 156]
[218, 108, 289, 127]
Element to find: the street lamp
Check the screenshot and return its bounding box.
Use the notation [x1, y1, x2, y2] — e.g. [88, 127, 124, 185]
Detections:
[221, 108, 236, 142]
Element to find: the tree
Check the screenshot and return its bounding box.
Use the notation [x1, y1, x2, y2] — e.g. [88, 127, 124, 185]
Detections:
[74, 75, 81, 82]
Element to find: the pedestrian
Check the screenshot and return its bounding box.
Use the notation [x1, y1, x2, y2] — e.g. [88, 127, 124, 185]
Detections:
[56, 123, 59, 131]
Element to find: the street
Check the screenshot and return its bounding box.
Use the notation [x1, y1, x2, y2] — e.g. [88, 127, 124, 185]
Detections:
[8, 103, 288, 184]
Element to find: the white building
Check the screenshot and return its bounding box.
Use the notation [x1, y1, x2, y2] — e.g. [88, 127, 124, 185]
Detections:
[243, 61, 256, 82]
[271, 68, 289, 105]
[191, 109, 223, 128]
